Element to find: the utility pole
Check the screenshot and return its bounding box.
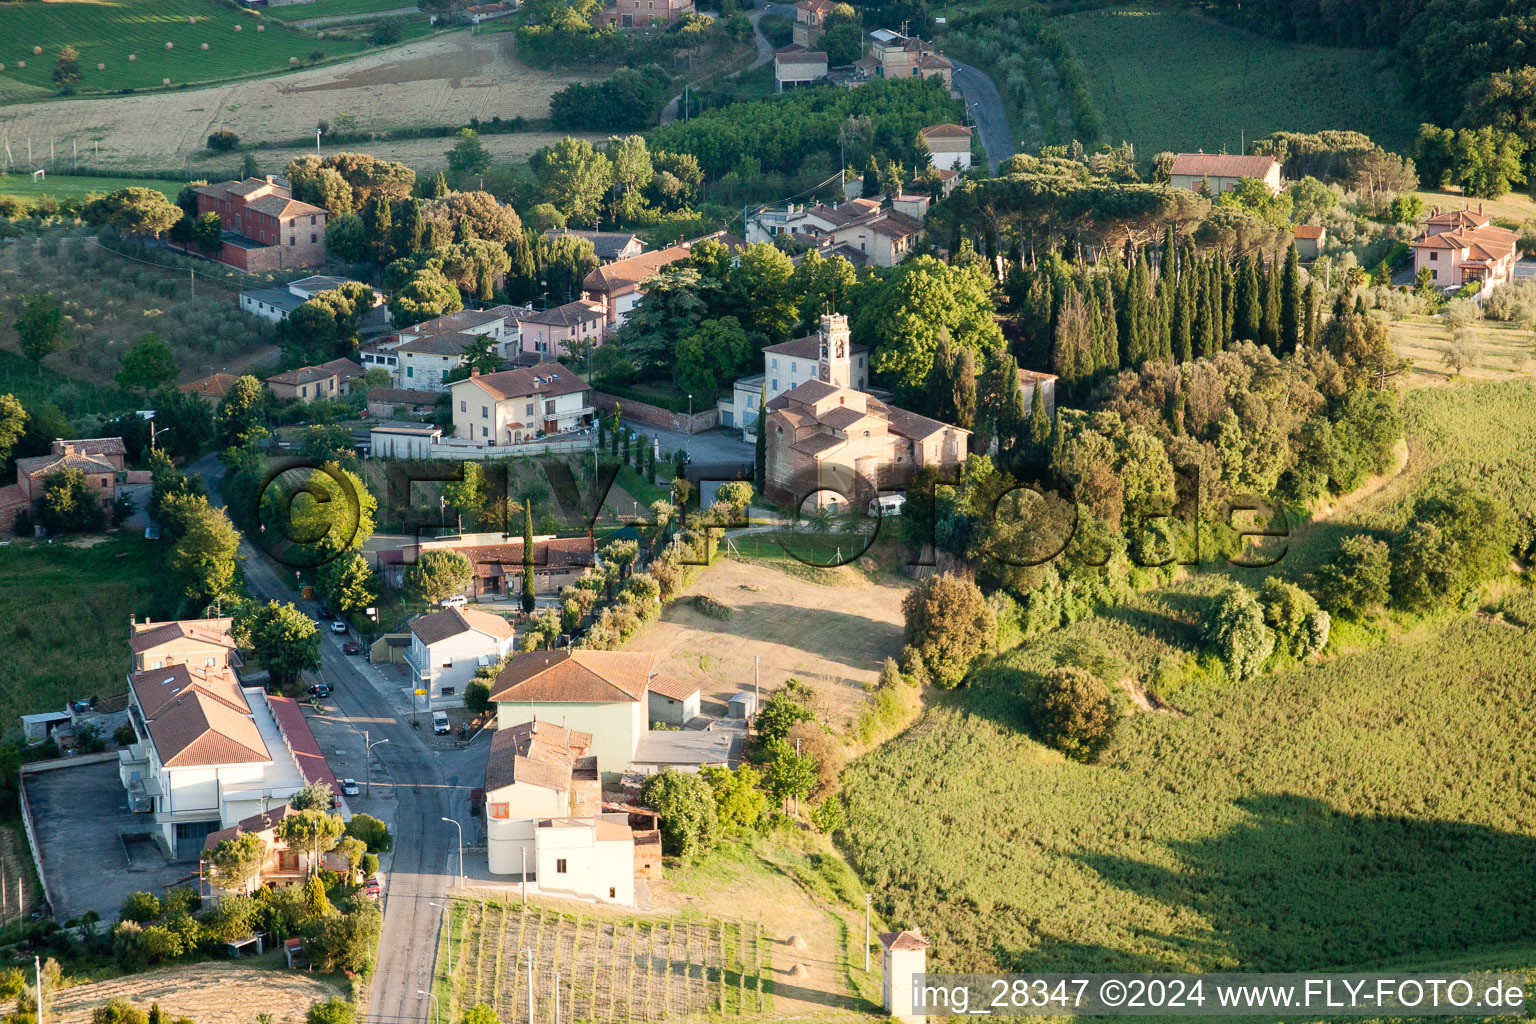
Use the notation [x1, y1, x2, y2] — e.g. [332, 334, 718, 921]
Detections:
[864, 894, 872, 971]
[522, 949, 535, 1024]
[521, 847, 527, 908]
[754, 655, 760, 714]
[34, 955, 42, 1024]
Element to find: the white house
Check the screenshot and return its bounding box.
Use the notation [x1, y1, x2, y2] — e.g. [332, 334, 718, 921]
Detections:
[774, 49, 829, 91]
[361, 306, 529, 384]
[719, 313, 869, 436]
[489, 651, 651, 782]
[449, 365, 594, 444]
[1168, 153, 1283, 195]
[238, 275, 388, 327]
[406, 607, 517, 707]
[483, 720, 635, 904]
[919, 123, 973, 171]
[369, 422, 442, 459]
[880, 930, 932, 1024]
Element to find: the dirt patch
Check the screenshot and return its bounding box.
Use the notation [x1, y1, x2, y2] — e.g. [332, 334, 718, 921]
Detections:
[0, 33, 596, 173]
[626, 557, 910, 732]
[50, 962, 342, 1024]
[1117, 674, 1183, 717]
[63, 535, 112, 548]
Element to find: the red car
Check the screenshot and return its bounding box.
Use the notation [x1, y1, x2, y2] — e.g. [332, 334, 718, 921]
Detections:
[342, 641, 362, 655]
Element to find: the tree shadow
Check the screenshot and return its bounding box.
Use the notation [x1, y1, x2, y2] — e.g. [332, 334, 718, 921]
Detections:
[1057, 793, 1536, 972]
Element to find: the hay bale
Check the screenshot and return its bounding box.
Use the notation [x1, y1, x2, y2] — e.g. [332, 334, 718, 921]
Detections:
[234, 24, 242, 31]
[128, 54, 137, 61]
[165, 41, 174, 49]
[96, 62, 105, 70]
[187, 15, 196, 22]
[16, 61, 25, 69]
[288, 56, 298, 65]
[788, 963, 808, 978]
[785, 934, 807, 949]
[200, 43, 209, 50]
[257, 23, 265, 31]
[32, 46, 42, 55]
[162, 77, 170, 84]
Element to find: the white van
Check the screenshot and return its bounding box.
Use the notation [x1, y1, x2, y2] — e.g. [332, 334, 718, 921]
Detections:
[432, 711, 451, 735]
[440, 594, 468, 609]
[868, 493, 906, 517]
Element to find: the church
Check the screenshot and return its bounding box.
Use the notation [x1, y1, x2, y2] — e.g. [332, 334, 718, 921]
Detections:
[762, 314, 970, 510]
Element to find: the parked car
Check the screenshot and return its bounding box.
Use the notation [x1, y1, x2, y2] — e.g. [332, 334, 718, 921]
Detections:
[432, 710, 450, 735]
[330, 620, 348, 634]
[317, 604, 331, 619]
[439, 594, 468, 609]
[309, 683, 333, 699]
[341, 779, 360, 796]
[342, 641, 362, 655]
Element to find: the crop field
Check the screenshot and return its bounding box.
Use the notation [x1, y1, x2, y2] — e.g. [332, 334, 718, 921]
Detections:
[1390, 315, 1535, 385]
[261, 0, 423, 24]
[0, 0, 370, 97]
[0, 535, 181, 737]
[436, 898, 771, 1024]
[840, 380, 1536, 975]
[1060, 8, 1419, 156]
[49, 960, 343, 1024]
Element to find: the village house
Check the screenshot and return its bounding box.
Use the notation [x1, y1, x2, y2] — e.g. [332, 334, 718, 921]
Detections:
[718, 314, 871, 435]
[239, 275, 388, 330]
[519, 300, 608, 359]
[366, 387, 440, 418]
[920, 123, 973, 171]
[793, 0, 836, 46]
[1293, 224, 1327, 260]
[542, 230, 646, 264]
[1017, 368, 1058, 421]
[117, 616, 335, 859]
[866, 29, 953, 85]
[393, 332, 481, 391]
[448, 365, 595, 444]
[264, 357, 364, 402]
[482, 721, 640, 905]
[360, 306, 528, 381]
[406, 607, 517, 707]
[762, 316, 969, 509]
[488, 650, 731, 781]
[1409, 204, 1520, 297]
[1168, 153, 1283, 195]
[597, 0, 693, 28]
[376, 534, 596, 599]
[0, 437, 126, 534]
[179, 373, 239, 405]
[193, 176, 328, 272]
[201, 802, 352, 898]
[774, 49, 830, 91]
[745, 196, 924, 267]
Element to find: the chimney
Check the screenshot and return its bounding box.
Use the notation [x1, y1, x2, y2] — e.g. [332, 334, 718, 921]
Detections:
[129, 613, 137, 627]
[470, 366, 481, 378]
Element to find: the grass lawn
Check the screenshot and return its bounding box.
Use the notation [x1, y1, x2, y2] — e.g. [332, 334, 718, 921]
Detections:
[1060, 7, 1419, 156]
[0, 173, 178, 208]
[840, 379, 1536, 975]
[1412, 187, 1536, 227]
[0, 0, 369, 96]
[0, 534, 181, 736]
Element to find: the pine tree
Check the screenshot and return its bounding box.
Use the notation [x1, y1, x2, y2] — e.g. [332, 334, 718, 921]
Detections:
[754, 384, 767, 490]
[1261, 257, 1282, 350]
[1279, 242, 1302, 354]
[521, 503, 536, 614]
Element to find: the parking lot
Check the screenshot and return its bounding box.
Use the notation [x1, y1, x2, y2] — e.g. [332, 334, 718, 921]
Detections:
[24, 759, 192, 921]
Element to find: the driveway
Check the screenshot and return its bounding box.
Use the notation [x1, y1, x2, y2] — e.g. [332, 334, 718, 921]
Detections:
[660, 5, 777, 124]
[950, 58, 1015, 173]
[191, 454, 466, 1024]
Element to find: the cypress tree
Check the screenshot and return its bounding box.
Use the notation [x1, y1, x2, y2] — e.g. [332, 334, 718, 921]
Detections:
[521, 503, 536, 614]
[506, 230, 537, 303]
[361, 194, 393, 265]
[1235, 254, 1261, 342]
[1199, 259, 1219, 358]
[952, 348, 977, 429]
[754, 384, 767, 490]
[427, 171, 450, 199]
[393, 197, 425, 257]
[1173, 265, 1193, 363]
[929, 334, 957, 423]
[1098, 283, 1119, 376]
[1303, 281, 1320, 348]
[1279, 242, 1301, 354]
[1029, 380, 1051, 452]
[1261, 257, 1282, 350]
[861, 155, 881, 198]
[1220, 257, 1235, 348]
[598, 415, 607, 451]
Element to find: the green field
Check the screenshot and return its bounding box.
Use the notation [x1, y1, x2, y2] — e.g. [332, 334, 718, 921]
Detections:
[0, 173, 177, 207]
[1060, 8, 1419, 156]
[840, 380, 1536, 975]
[0, 0, 370, 96]
[260, 0, 422, 24]
[0, 535, 181, 736]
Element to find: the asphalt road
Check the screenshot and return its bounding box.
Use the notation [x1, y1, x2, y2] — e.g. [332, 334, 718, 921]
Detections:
[950, 58, 1015, 173]
[192, 454, 461, 1024]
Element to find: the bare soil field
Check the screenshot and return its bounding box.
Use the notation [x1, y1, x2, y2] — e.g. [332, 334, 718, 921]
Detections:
[51, 962, 342, 1024]
[625, 557, 909, 732]
[0, 33, 595, 174]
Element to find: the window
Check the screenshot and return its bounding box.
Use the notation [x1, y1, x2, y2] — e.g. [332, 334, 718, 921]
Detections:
[301, 386, 309, 398]
[526, 403, 535, 417]
[289, 237, 295, 246]
[407, 367, 415, 378]
[482, 406, 489, 418]
[149, 660, 163, 670]
[771, 378, 777, 390]
[460, 401, 467, 412]
[488, 803, 509, 819]
[441, 686, 455, 697]
[556, 858, 568, 874]
[482, 426, 488, 437]
[771, 358, 777, 369]
[311, 234, 317, 244]
[205, 657, 217, 667]
[310, 215, 317, 225]
[1431, 270, 1438, 280]
[441, 369, 450, 381]
[609, 887, 617, 899]
[1430, 252, 1439, 261]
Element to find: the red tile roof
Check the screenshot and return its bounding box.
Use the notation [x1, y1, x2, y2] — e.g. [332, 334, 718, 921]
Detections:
[1169, 153, 1279, 179]
[489, 650, 654, 703]
[268, 694, 341, 796]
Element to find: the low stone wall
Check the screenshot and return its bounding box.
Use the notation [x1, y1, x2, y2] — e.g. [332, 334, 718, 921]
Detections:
[595, 393, 718, 434]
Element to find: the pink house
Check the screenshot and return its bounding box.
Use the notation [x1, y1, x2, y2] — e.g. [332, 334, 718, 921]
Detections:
[1410, 205, 1519, 296]
[519, 300, 608, 359]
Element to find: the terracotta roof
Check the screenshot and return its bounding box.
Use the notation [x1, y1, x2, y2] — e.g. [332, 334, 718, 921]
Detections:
[763, 333, 868, 360]
[268, 694, 342, 796]
[520, 299, 607, 328]
[410, 607, 516, 646]
[367, 386, 440, 407]
[145, 689, 269, 768]
[14, 451, 116, 478]
[885, 406, 955, 441]
[1427, 207, 1492, 229]
[53, 437, 125, 458]
[772, 378, 841, 407]
[647, 673, 699, 701]
[1169, 153, 1279, 179]
[396, 332, 478, 357]
[378, 537, 595, 576]
[505, 719, 594, 752]
[1016, 368, 1058, 384]
[489, 650, 654, 703]
[130, 664, 248, 719]
[819, 406, 871, 431]
[266, 364, 343, 387]
[595, 820, 632, 841]
[180, 373, 238, 400]
[460, 366, 590, 401]
[867, 210, 922, 240]
[920, 123, 972, 139]
[917, 53, 952, 70]
[542, 229, 644, 263]
[879, 929, 931, 951]
[795, 0, 836, 12]
[319, 357, 364, 381]
[409, 308, 514, 336]
[130, 618, 236, 654]
[1293, 225, 1326, 239]
[246, 193, 327, 219]
[789, 433, 847, 458]
[583, 245, 692, 295]
[485, 719, 593, 792]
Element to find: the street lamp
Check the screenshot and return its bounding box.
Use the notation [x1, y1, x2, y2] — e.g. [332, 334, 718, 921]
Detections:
[442, 816, 464, 888]
[416, 990, 440, 1024]
[316, 128, 322, 154]
[363, 731, 389, 798]
[687, 393, 693, 416]
[864, 893, 872, 971]
[428, 902, 452, 979]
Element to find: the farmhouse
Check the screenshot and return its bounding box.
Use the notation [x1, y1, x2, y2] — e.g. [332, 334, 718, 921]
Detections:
[393, 332, 482, 390]
[920, 123, 973, 171]
[1168, 153, 1283, 195]
[376, 534, 597, 598]
[774, 49, 829, 91]
[542, 229, 646, 264]
[762, 315, 969, 508]
[518, 300, 608, 359]
[264, 357, 364, 402]
[194, 176, 327, 272]
[1017, 367, 1058, 421]
[366, 386, 440, 418]
[867, 29, 953, 86]
[449, 365, 595, 443]
[179, 373, 238, 404]
[745, 197, 923, 266]
[0, 437, 126, 534]
[792, 0, 836, 46]
[406, 607, 517, 707]
[598, 0, 694, 28]
[1409, 205, 1520, 297]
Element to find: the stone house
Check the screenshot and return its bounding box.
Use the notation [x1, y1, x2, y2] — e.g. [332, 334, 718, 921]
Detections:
[194, 176, 327, 272]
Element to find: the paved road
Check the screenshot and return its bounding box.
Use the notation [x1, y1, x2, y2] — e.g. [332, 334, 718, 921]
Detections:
[191, 455, 463, 1024]
[950, 58, 1015, 173]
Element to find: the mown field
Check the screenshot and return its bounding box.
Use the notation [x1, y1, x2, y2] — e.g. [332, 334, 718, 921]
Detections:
[260, 0, 422, 24]
[840, 380, 1536, 974]
[0, 535, 181, 735]
[0, 172, 177, 207]
[1391, 314, 1535, 385]
[0, 0, 369, 97]
[1060, 8, 1419, 156]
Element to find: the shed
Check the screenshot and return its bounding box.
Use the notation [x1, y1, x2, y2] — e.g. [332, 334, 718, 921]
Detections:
[284, 937, 305, 968]
[647, 674, 701, 727]
[222, 933, 265, 958]
[727, 692, 757, 720]
[20, 711, 71, 744]
[1293, 224, 1327, 260]
[370, 633, 411, 664]
[630, 731, 734, 774]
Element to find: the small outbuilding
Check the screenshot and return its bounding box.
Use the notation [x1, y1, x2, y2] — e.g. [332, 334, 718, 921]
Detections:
[19, 711, 72, 745]
[647, 673, 701, 727]
[1293, 224, 1327, 260]
[727, 691, 757, 720]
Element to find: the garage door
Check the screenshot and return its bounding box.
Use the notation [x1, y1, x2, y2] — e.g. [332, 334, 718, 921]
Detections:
[174, 820, 222, 862]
